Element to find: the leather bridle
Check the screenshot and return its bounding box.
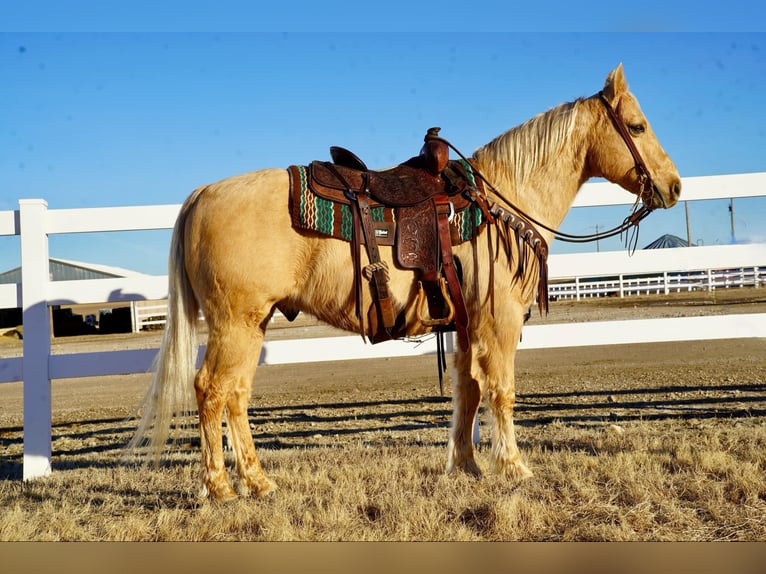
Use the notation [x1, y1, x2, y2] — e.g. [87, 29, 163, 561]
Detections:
[598, 90, 662, 210]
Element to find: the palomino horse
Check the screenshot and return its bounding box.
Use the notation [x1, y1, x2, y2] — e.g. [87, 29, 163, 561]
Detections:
[130, 64, 681, 500]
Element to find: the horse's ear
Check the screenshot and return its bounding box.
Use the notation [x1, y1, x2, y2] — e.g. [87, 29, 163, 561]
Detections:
[602, 63, 629, 103]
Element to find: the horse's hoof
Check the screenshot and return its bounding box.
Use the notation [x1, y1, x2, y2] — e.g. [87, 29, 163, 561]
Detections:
[446, 459, 483, 478]
[203, 482, 238, 502]
[496, 459, 533, 481]
[254, 477, 278, 499]
[214, 491, 238, 503]
[240, 475, 278, 499]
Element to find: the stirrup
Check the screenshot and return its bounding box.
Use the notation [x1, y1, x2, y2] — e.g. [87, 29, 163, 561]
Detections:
[416, 278, 455, 327]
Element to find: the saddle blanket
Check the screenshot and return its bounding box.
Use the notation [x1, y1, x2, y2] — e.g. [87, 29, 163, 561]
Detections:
[287, 159, 485, 247]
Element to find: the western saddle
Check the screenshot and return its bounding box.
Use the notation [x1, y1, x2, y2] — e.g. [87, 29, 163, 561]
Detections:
[288, 128, 494, 352]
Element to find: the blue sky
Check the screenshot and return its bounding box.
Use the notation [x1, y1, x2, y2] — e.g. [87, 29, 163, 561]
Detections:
[2, 28, 765, 274]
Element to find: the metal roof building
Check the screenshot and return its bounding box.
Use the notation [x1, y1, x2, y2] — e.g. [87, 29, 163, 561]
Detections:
[643, 234, 690, 249]
[0, 258, 148, 284]
[0, 259, 152, 334]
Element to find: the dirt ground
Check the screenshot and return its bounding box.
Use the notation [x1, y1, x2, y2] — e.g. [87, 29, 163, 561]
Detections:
[0, 288, 764, 464]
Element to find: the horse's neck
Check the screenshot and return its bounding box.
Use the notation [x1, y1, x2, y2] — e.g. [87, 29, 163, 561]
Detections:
[474, 98, 595, 235]
[493, 163, 587, 238]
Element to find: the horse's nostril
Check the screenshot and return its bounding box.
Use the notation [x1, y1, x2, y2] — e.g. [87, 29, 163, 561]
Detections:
[672, 181, 682, 200]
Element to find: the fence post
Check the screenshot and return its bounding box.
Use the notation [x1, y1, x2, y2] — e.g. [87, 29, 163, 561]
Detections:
[19, 199, 52, 480]
[130, 301, 139, 333]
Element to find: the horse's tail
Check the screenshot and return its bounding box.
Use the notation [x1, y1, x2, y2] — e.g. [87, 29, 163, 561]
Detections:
[127, 187, 205, 463]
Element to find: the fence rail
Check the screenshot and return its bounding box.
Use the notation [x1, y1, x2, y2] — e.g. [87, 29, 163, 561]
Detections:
[1, 172, 766, 480]
[549, 265, 764, 300]
[131, 265, 764, 329]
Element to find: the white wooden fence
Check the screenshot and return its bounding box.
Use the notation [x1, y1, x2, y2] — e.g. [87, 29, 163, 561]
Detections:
[132, 263, 765, 330]
[548, 248, 765, 300]
[549, 265, 763, 300]
[1, 172, 765, 480]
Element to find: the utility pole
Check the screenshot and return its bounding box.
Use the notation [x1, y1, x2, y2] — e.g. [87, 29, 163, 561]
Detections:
[685, 201, 692, 246]
[729, 198, 736, 243]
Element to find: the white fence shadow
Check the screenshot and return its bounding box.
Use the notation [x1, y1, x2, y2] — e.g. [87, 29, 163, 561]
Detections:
[1, 172, 765, 480]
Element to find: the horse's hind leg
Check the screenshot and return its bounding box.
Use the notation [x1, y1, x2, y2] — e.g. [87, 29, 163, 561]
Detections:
[195, 319, 273, 500]
[225, 342, 277, 499]
[194, 356, 235, 501]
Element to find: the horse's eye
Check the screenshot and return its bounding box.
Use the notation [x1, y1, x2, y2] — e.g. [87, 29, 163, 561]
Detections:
[628, 123, 645, 136]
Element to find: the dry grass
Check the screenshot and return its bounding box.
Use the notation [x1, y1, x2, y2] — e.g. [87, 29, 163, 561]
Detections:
[2, 290, 765, 541]
[0, 420, 764, 541]
[1, 336, 765, 541]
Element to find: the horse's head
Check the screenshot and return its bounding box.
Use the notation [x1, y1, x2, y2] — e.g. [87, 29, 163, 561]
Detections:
[588, 64, 681, 210]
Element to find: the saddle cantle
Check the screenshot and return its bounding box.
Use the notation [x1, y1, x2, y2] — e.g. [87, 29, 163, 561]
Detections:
[288, 128, 489, 352]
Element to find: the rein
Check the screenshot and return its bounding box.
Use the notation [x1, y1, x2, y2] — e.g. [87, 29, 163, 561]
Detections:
[431, 92, 659, 252]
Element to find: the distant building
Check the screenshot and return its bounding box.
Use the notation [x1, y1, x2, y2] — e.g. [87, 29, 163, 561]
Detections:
[0, 257, 148, 284]
[0, 258, 151, 336]
[643, 234, 690, 249]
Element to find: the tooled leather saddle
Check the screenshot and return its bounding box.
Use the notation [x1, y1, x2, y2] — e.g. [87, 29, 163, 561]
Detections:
[288, 128, 493, 352]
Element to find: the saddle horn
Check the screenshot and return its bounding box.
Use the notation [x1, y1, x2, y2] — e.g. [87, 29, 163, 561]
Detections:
[420, 127, 449, 176]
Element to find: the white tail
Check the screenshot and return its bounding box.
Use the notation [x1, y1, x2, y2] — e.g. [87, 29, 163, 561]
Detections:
[127, 188, 205, 463]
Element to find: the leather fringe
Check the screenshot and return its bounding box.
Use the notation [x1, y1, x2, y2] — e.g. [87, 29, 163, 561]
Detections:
[489, 203, 550, 318]
[535, 242, 549, 316]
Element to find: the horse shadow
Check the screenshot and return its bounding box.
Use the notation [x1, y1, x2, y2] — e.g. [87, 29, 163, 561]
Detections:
[514, 381, 766, 427]
[1, 380, 763, 480]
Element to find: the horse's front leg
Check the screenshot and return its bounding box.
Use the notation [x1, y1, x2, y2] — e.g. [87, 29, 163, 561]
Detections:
[446, 345, 483, 476]
[449, 325, 532, 481]
[483, 322, 533, 479]
[485, 364, 533, 480]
